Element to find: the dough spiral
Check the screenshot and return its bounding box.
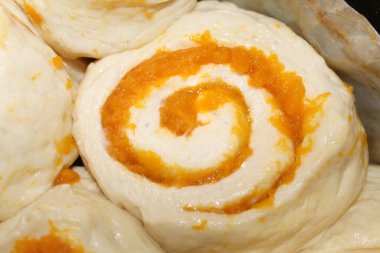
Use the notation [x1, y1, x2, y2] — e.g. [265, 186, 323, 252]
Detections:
[74, 2, 368, 252]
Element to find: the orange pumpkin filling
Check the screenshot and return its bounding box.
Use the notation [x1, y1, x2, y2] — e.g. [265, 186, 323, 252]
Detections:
[54, 167, 80, 186]
[23, 2, 43, 27]
[102, 31, 328, 213]
[12, 221, 84, 253]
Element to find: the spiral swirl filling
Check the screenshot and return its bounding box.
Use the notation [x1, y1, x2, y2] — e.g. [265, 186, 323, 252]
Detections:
[101, 32, 328, 214]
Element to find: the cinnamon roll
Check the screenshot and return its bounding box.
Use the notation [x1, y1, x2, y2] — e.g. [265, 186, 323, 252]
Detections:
[73, 2, 368, 252]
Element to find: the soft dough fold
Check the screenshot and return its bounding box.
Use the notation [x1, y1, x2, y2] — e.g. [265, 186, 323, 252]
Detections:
[0, 4, 77, 221]
[0, 167, 165, 253]
[15, 0, 196, 59]
[301, 165, 380, 253]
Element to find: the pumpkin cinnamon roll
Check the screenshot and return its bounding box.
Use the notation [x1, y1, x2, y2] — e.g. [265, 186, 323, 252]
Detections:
[0, 4, 77, 221]
[15, 0, 196, 59]
[73, 2, 368, 252]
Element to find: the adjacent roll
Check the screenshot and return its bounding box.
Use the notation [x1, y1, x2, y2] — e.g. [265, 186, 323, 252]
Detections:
[15, 0, 196, 59]
[0, 5, 77, 221]
[0, 167, 165, 253]
[301, 164, 380, 253]
[74, 2, 368, 252]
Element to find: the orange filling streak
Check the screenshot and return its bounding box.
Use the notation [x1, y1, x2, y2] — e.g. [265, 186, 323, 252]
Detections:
[104, 81, 252, 187]
[184, 92, 329, 214]
[52, 56, 63, 69]
[66, 79, 73, 90]
[54, 167, 80, 186]
[23, 2, 43, 27]
[191, 220, 208, 231]
[12, 221, 84, 253]
[55, 135, 76, 155]
[102, 31, 327, 213]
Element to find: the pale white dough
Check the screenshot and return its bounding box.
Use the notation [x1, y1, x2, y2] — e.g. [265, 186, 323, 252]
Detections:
[0, 167, 165, 253]
[301, 164, 380, 253]
[15, 0, 196, 59]
[74, 1, 368, 252]
[0, 5, 77, 221]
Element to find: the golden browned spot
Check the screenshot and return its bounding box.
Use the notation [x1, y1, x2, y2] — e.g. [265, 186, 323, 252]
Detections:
[56, 135, 76, 155]
[102, 31, 327, 212]
[12, 221, 84, 253]
[23, 2, 43, 27]
[348, 114, 353, 122]
[54, 167, 80, 186]
[52, 56, 63, 69]
[192, 220, 208, 231]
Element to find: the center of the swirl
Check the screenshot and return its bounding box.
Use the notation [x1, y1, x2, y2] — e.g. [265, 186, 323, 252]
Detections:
[160, 82, 250, 138]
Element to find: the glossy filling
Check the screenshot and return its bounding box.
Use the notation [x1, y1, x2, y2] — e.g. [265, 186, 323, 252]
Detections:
[53, 167, 80, 186]
[102, 32, 328, 213]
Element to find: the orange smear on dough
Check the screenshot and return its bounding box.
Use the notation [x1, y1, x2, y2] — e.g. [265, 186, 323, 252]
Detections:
[52, 56, 63, 69]
[53, 167, 80, 186]
[12, 221, 84, 253]
[23, 2, 43, 27]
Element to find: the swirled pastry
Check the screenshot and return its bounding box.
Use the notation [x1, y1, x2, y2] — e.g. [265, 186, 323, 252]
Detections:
[15, 0, 196, 59]
[73, 1, 368, 252]
[0, 4, 77, 221]
[301, 165, 380, 253]
[0, 167, 165, 253]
